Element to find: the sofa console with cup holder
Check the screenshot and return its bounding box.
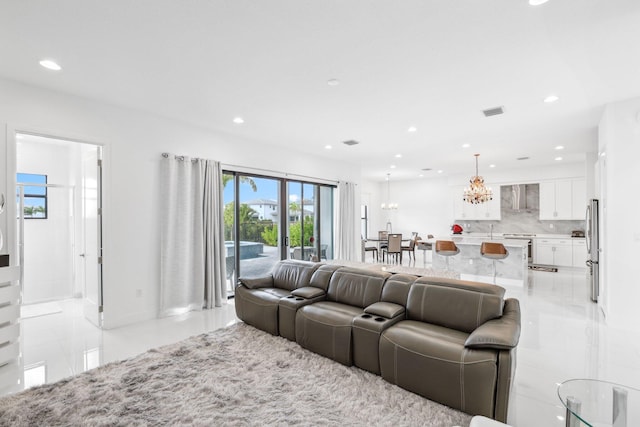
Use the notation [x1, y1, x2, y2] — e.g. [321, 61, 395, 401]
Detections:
[236, 260, 521, 423]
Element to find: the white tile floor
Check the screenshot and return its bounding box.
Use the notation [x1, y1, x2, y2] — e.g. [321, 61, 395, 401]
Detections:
[2, 268, 639, 427]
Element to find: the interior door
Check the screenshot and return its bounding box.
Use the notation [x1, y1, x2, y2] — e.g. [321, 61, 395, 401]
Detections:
[82, 145, 103, 327]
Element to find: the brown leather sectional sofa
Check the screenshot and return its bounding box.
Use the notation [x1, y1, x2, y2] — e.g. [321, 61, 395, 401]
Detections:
[235, 260, 521, 423]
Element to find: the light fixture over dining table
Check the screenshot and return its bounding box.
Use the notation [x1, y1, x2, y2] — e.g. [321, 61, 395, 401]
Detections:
[463, 154, 493, 204]
[381, 173, 398, 210]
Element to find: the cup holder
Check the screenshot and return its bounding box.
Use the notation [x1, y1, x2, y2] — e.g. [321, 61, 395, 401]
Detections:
[295, 297, 304, 301]
[374, 317, 385, 322]
[361, 314, 372, 319]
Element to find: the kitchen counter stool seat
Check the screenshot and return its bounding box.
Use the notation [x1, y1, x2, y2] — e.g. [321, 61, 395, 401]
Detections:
[480, 242, 509, 280]
[435, 240, 459, 269]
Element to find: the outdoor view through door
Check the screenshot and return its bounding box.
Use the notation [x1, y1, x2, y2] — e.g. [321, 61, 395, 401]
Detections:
[223, 172, 335, 295]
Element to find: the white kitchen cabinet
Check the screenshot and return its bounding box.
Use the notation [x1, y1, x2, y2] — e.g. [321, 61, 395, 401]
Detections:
[539, 179, 586, 220]
[571, 178, 587, 220]
[534, 238, 573, 267]
[572, 238, 588, 268]
[452, 186, 500, 220]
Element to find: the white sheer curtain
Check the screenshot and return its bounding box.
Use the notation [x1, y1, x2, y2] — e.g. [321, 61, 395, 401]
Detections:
[160, 154, 227, 317]
[203, 160, 227, 308]
[335, 181, 359, 261]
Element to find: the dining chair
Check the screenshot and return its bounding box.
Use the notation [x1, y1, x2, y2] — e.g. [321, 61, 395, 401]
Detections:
[401, 232, 419, 262]
[378, 230, 389, 252]
[383, 234, 403, 264]
[363, 239, 378, 262]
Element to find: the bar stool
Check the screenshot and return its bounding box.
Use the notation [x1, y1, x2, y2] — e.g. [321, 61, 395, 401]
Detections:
[435, 240, 459, 269]
[480, 242, 509, 280]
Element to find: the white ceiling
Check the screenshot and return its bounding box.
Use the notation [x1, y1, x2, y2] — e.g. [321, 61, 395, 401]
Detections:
[1, 0, 639, 181]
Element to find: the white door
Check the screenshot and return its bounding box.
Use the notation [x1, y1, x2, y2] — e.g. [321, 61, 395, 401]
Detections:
[81, 146, 103, 327]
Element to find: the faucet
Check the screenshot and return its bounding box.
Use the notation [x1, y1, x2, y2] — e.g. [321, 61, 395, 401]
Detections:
[489, 224, 493, 240]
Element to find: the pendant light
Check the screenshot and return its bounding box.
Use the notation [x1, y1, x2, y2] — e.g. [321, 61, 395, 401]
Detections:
[381, 173, 398, 210]
[463, 154, 493, 204]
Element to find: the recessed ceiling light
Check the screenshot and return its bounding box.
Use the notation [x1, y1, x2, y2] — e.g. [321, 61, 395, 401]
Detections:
[529, 0, 550, 5]
[418, 174, 424, 178]
[327, 79, 340, 86]
[39, 59, 61, 71]
[390, 165, 396, 169]
[324, 145, 332, 150]
[233, 117, 244, 124]
[544, 95, 559, 103]
[555, 145, 564, 150]
[489, 164, 496, 168]
[395, 154, 402, 158]
[407, 126, 417, 133]
[462, 143, 471, 148]
[555, 157, 563, 161]
[437, 170, 443, 174]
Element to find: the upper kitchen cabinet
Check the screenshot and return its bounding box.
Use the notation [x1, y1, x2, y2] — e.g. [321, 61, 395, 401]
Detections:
[452, 186, 501, 220]
[539, 178, 586, 220]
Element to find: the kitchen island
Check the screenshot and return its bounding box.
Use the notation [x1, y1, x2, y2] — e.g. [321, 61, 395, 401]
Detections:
[430, 236, 530, 282]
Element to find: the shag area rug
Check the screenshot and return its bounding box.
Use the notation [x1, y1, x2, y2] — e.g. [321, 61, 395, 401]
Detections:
[0, 323, 472, 426]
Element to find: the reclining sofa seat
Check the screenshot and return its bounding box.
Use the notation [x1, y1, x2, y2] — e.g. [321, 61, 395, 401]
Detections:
[278, 264, 342, 341]
[295, 267, 391, 366]
[378, 277, 521, 423]
[351, 273, 416, 374]
[235, 260, 322, 336]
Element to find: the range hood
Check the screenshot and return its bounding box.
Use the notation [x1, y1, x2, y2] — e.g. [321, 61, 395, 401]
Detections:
[510, 184, 529, 211]
[506, 183, 539, 212]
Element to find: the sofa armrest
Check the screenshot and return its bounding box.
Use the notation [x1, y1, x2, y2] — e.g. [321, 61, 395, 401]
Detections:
[364, 302, 405, 319]
[238, 276, 274, 289]
[465, 298, 521, 350]
[291, 286, 325, 299]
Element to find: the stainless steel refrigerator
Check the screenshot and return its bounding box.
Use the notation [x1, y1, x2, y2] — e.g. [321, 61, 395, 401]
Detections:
[586, 199, 600, 302]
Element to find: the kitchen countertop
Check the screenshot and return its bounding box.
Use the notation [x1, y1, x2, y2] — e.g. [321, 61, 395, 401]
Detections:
[435, 236, 529, 248]
[454, 232, 584, 239]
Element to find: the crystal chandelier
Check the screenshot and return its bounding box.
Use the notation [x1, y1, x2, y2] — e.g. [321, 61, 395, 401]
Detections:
[463, 154, 493, 204]
[381, 173, 398, 210]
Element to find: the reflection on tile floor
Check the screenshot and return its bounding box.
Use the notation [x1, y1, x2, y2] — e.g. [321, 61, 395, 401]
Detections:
[2, 268, 639, 427]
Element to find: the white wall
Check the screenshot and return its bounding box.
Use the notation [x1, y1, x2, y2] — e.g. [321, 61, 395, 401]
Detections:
[598, 97, 640, 330]
[0, 78, 361, 328]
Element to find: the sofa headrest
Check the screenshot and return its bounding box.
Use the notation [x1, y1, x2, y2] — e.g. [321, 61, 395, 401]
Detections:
[413, 276, 505, 298]
[327, 267, 391, 308]
[309, 264, 343, 291]
[406, 280, 504, 333]
[381, 274, 416, 306]
[271, 260, 322, 291]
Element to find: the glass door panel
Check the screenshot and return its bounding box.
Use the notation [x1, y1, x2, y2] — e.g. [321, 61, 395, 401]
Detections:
[222, 173, 236, 295]
[319, 185, 334, 260]
[224, 174, 281, 285]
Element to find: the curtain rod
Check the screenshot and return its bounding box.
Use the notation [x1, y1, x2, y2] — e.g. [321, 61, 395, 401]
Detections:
[161, 153, 344, 185]
[221, 162, 340, 185]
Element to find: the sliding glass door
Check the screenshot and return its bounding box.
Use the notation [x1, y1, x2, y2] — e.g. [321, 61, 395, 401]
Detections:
[223, 171, 335, 292]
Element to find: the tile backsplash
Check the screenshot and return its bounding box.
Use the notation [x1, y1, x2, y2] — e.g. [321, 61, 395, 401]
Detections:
[454, 184, 586, 235]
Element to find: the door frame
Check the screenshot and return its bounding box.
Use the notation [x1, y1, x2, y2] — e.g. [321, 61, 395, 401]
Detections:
[8, 125, 107, 327]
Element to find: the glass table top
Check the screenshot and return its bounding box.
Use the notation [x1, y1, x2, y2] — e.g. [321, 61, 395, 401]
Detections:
[557, 379, 640, 427]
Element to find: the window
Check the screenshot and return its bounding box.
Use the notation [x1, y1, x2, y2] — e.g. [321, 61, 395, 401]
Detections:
[17, 173, 48, 219]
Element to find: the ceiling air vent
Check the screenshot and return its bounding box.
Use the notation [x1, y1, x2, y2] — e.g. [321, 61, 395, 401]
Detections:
[421, 168, 432, 171]
[516, 156, 530, 161]
[342, 140, 359, 146]
[482, 106, 504, 117]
